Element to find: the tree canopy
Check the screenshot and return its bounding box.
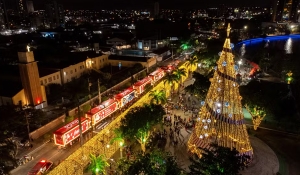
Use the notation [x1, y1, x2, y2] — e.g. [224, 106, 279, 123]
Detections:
[185, 72, 211, 100]
[148, 90, 167, 105]
[119, 104, 166, 153]
[189, 144, 249, 175]
[88, 154, 109, 175]
[121, 150, 183, 175]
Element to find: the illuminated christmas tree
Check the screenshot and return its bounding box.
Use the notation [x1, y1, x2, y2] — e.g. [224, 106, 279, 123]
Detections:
[188, 24, 253, 157]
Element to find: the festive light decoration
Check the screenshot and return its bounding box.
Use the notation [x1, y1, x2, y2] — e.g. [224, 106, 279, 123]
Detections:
[187, 24, 253, 158]
[286, 71, 293, 84]
[245, 104, 266, 130]
[47, 59, 191, 175]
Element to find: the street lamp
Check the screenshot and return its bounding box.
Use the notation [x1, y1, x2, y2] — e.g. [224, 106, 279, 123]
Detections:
[119, 142, 124, 159]
[238, 60, 242, 69]
[244, 26, 247, 29]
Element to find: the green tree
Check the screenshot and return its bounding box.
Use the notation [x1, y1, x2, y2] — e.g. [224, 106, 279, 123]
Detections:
[123, 150, 184, 175]
[148, 90, 167, 105]
[163, 73, 179, 94]
[110, 128, 124, 145]
[173, 67, 187, 84]
[189, 144, 249, 175]
[88, 154, 109, 175]
[185, 72, 211, 100]
[119, 104, 166, 153]
[185, 56, 199, 75]
[0, 139, 18, 174]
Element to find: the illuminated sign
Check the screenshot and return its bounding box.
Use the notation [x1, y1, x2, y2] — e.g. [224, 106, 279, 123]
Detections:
[93, 101, 118, 125]
[122, 91, 135, 106]
[64, 120, 88, 145]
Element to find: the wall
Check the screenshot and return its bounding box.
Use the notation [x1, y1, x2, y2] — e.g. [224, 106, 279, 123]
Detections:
[12, 89, 26, 106]
[61, 62, 86, 84]
[29, 114, 66, 140]
[109, 60, 148, 68]
[88, 54, 109, 70]
[147, 57, 157, 68]
[40, 71, 62, 86]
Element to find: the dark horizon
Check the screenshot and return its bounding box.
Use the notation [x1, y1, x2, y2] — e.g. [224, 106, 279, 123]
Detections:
[29, 0, 272, 10]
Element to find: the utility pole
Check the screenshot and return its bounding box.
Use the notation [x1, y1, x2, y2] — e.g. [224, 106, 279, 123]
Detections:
[88, 78, 93, 135]
[98, 79, 101, 104]
[24, 110, 31, 144]
[77, 99, 83, 147]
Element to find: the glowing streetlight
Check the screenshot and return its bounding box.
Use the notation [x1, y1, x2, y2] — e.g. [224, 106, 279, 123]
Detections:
[238, 60, 242, 68]
[119, 142, 124, 159]
[244, 26, 247, 29]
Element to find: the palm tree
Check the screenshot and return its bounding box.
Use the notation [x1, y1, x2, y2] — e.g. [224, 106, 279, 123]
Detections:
[163, 73, 178, 95]
[185, 55, 199, 75]
[148, 90, 167, 104]
[88, 154, 109, 175]
[110, 128, 124, 144]
[173, 67, 187, 84]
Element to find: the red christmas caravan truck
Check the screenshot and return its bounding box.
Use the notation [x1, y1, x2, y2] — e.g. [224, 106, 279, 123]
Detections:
[149, 68, 165, 82]
[53, 117, 89, 146]
[86, 99, 118, 125]
[133, 77, 152, 94]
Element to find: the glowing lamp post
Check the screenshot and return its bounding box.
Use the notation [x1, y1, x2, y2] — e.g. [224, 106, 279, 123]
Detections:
[119, 142, 124, 159]
[238, 60, 242, 69]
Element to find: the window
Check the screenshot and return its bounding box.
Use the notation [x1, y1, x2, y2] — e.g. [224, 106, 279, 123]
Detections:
[70, 70, 73, 74]
[57, 75, 59, 79]
[53, 76, 56, 80]
[41, 80, 43, 85]
[44, 79, 47, 84]
[48, 77, 52, 82]
[75, 68, 77, 72]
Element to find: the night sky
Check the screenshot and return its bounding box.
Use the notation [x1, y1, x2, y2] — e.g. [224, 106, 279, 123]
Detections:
[31, 0, 271, 10]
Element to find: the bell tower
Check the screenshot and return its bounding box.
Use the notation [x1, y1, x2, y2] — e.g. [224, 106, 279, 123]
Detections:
[18, 46, 46, 108]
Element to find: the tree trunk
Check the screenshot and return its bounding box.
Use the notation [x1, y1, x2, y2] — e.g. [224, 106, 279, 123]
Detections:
[141, 143, 146, 154]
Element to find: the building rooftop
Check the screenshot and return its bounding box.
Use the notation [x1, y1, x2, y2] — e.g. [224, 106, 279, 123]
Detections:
[108, 55, 150, 62]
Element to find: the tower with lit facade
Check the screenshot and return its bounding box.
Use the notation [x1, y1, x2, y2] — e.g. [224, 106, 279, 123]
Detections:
[18, 48, 47, 108]
[188, 24, 253, 158]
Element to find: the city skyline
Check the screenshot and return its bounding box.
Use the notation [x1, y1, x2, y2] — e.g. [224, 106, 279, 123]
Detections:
[28, 0, 271, 10]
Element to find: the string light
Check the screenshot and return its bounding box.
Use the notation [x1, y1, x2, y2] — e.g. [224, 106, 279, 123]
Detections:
[187, 24, 253, 158]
